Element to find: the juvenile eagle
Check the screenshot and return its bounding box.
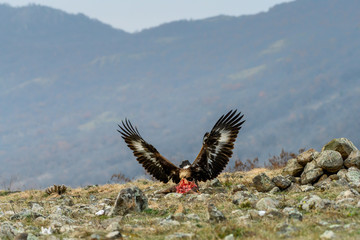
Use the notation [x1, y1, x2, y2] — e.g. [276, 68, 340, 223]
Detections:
[117, 110, 245, 184]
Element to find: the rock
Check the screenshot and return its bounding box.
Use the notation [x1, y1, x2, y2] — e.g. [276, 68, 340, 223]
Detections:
[320, 230, 336, 239]
[285, 183, 302, 193]
[165, 233, 194, 239]
[300, 168, 323, 185]
[297, 148, 316, 166]
[109, 186, 148, 216]
[282, 158, 304, 177]
[256, 197, 280, 211]
[322, 138, 358, 159]
[224, 234, 235, 240]
[345, 167, 360, 185]
[232, 191, 257, 205]
[336, 189, 360, 201]
[208, 203, 226, 222]
[269, 186, 280, 194]
[210, 178, 222, 187]
[164, 193, 183, 199]
[159, 218, 180, 226]
[344, 150, 360, 169]
[106, 222, 121, 232]
[186, 213, 201, 221]
[272, 176, 291, 190]
[337, 169, 348, 179]
[196, 194, 210, 201]
[287, 209, 303, 221]
[315, 150, 343, 173]
[329, 174, 339, 180]
[10, 209, 44, 220]
[232, 184, 248, 193]
[253, 173, 276, 192]
[300, 185, 315, 192]
[105, 231, 123, 239]
[300, 195, 331, 211]
[303, 161, 317, 172]
[14, 233, 28, 240]
[275, 222, 298, 237]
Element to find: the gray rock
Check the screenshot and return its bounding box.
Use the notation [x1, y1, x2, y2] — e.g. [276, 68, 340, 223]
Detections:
[322, 138, 358, 159]
[337, 169, 348, 179]
[253, 173, 276, 192]
[0, 222, 18, 239]
[14, 233, 28, 240]
[105, 231, 123, 239]
[288, 209, 303, 221]
[282, 158, 304, 177]
[224, 234, 234, 240]
[159, 218, 180, 226]
[300, 168, 323, 185]
[297, 148, 316, 166]
[165, 233, 194, 240]
[336, 189, 359, 201]
[109, 186, 148, 216]
[269, 186, 280, 194]
[164, 193, 183, 199]
[285, 183, 302, 193]
[300, 185, 315, 192]
[300, 195, 331, 211]
[303, 161, 317, 172]
[345, 167, 360, 185]
[320, 230, 336, 239]
[344, 150, 360, 169]
[275, 222, 298, 237]
[232, 184, 248, 193]
[232, 191, 257, 205]
[210, 178, 222, 187]
[186, 213, 201, 221]
[208, 203, 226, 222]
[272, 175, 291, 190]
[256, 197, 280, 211]
[316, 150, 343, 173]
[10, 209, 44, 220]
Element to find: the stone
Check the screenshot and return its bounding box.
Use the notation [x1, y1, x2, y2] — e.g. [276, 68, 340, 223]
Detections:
[224, 234, 235, 240]
[300, 195, 331, 211]
[300, 185, 315, 192]
[10, 209, 44, 220]
[208, 203, 226, 222]
[329, 174, 339, 180]
[282, 158, 304, 177]
[285, 183, 302, 193]
[165, 233, 194, 239]
[322, 138, 358, 159]
[287, 209, 303, 221]
[345, 167, 360, 185]
[105, 231, 123, 239]
[109, 186, 148, 216]
[256, 197, 280, 211]
[320, 230, 335, 239]
[300, 168, 323, 185]
[337, 169, 348, 179]
[269, 186, 280, 194]
[232, 191, 257, 205]
[272, 175, 291, 190]
[14, 233, 28, 240]
[186, 213, 201, 221]
[297, 148, 316, 166]
[315, 150, 343, 173]
[344, 150, 360, 169]
[232, 184, 248, 193]
[275, 222, 298, 237]
[252, 173, 276, 192]
[336, 189, 359, 201]
[159, 218, 180, 226]
[210, 178, 222, 187]
[303, 161, 317, 172]
[164, 193, 183, 199]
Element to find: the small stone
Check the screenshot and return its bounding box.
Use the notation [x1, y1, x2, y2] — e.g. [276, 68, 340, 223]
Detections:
[336, 189, 359, 201]
[186, 213, 200, 221]
[253, 173, 276, 192]
[300, 185, 315, 192]
[337, 169, 348, 179]
[275, 222, 298, 237]
[320, 230, 335, 239]
[159, 218, 180, 226]
[287, 209, 303, 221]
[105, 231, 123, 239]
[269, 186, 280, 194]
[344, 150, 360, 168]
[256, 197, 280, 211]
[282, 158, 304, 177]
[322, 138, 358, 159]
[329, 174, 339, 180]
[165, 233, 194, 240]
[14, 233, 28, 240]
[316, 150, 343, 173]
[109, 186, 148, 216]
[224, 234, 235, 240]
[300, 195, 331, 211]
[232, 191, 257, 205]
[272, 176, 291, 190]
[210, 178, 222, 187]
[208, 203, 226, 222]
[297, 148, 316, 166]
[164, 193, 183, 199]
[285, 183, 302, 193]
[196, 194, 210, 201]
[95, 210, 105, 216]
[106, 222, 120, 232]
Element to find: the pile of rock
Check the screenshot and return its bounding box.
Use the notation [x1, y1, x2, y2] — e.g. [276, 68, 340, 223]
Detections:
[253, 138, 360, 192]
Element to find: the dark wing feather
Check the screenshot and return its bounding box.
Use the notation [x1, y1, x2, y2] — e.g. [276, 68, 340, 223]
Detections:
[191, 110, 245, 181]
[117, 119, 180, 183]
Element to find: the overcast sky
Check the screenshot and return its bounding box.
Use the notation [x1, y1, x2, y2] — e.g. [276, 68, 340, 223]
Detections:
[0, 0, 294, 32]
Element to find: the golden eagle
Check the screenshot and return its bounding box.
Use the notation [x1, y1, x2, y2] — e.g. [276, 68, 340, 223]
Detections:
[118, 110, 245, 184]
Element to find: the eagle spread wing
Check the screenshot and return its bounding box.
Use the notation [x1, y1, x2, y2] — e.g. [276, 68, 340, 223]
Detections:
[117, 119, 180, 183]
[191, 110, 245, 181]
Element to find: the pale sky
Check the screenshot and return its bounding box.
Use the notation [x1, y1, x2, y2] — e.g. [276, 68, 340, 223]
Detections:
[0, 0, 294, 32]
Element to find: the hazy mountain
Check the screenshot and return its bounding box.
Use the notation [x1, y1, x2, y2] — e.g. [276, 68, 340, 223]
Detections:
[0, 0, 359, 189]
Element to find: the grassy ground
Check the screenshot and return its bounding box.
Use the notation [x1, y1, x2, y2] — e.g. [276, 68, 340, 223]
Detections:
[0, 168, 359, 239]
